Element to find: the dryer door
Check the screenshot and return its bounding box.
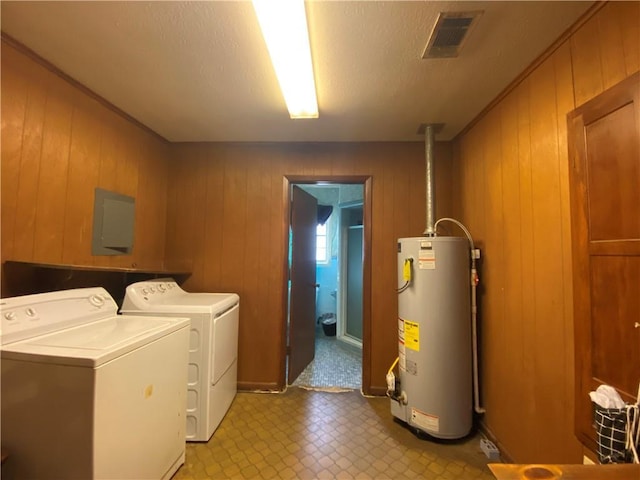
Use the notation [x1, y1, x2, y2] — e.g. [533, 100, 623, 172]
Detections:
[211, 304, 239, 385]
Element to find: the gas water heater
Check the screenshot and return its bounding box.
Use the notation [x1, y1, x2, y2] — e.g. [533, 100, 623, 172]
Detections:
[390, 236, 472, 439]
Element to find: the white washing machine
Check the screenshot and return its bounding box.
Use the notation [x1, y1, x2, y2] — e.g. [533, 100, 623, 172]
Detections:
[0, 287, 190, 480]
[121, 278, 239, 442]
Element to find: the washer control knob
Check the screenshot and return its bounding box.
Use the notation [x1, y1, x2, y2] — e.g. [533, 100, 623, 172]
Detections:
[142, 288, 149, 295]
[4, 312, 16, 321]
[158, 284, 166, 293]
[89, 294, 105, 307]
[149, 287, 156, 294]
[25, 308, 37, 317]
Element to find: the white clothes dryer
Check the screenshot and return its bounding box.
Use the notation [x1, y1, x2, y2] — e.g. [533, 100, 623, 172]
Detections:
[121, 278, 239, 442]
[0, 287, 190, 480]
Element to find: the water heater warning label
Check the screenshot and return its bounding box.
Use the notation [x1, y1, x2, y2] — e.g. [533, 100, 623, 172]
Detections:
[418, 249, 436, 269]
[404, 320, 420, 351]
[398, 318, 406, 371]
[405, 359, 418, 376]
[411, 408, 439, 433]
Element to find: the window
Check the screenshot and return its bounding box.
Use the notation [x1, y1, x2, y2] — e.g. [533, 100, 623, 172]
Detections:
[316, 223, 328, 263]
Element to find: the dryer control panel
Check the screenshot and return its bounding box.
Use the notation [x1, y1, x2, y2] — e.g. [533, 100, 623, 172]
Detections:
[122, 278, 185, 308]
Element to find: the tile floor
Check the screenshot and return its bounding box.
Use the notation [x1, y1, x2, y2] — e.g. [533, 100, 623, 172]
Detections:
[173, 388, 494, 480]
[292, 329, 362, 389]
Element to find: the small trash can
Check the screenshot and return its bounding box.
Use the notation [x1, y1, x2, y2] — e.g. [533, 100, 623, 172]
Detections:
[321, 318, 337, 336]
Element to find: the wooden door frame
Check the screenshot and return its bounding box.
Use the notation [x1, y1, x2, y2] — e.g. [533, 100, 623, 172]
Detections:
[280, 175, 373, 393]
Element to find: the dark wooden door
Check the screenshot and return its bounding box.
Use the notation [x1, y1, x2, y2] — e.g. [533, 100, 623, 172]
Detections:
[568, 72, 640, 452]
[288, 186, 318, 384]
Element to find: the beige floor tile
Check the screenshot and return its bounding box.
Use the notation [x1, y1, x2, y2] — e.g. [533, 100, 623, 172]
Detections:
[172, 388, 494, 479]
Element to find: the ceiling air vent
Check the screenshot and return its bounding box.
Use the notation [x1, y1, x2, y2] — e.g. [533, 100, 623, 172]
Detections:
[422, 11, 482, 59]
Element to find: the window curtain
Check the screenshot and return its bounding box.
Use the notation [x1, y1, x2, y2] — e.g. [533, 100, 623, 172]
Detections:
[317, 205, 333, 225]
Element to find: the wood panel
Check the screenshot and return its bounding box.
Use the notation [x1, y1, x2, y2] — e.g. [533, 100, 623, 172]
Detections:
[451, 2, 638, 464]
[572, 2, 640, 108]
[596, 3, 629, 91]
[571, 15, 604, 108]
[61, 93, 103, 266]
[498, 90, 526, 460]
[12, 53, 49, 262]
[165, 142, 453, 393]
[0, 45, 29, 263]
[480, 107, 508, 455]
[33, 73, 73, 263]
[515, 77, 537, 459]
[1, 40, 171, 295]
[530, 52, 568, 465]
[202, 148, 225, 288]
[616, 1, 640, 76]
[133, 137, 170, 270]
[181, 147, 208, 287]
[553, 42, 578, 467]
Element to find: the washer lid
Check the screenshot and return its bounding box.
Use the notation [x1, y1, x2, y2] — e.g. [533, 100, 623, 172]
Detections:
[122, 292, 239, 315]
[1, 315, 189, 367]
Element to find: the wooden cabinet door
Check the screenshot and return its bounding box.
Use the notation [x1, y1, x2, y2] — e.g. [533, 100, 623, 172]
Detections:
[567, 72, 640, 452]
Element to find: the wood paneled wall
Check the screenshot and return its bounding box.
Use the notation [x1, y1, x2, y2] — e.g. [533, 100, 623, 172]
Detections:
[1, 40, 171, 287]
[165, 142, 453, 392]
[451, 2, 639, 464]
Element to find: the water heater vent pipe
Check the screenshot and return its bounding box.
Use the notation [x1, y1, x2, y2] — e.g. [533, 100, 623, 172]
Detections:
[423, 124, 436, 237]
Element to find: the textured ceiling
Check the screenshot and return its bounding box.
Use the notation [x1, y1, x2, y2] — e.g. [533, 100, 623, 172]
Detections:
[1, 1, 593, 142]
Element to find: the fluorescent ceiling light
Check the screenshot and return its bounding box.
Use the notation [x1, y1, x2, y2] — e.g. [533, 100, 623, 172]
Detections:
[253, 0, 319, 119]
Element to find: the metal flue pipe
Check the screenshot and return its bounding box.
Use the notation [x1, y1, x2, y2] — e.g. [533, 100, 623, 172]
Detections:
[423, 124, 436, 236]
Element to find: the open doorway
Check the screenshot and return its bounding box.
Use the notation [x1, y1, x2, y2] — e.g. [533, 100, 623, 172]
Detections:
[284, 179, 369, 390]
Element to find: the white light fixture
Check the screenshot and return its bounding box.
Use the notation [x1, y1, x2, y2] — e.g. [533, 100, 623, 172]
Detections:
[252, 0, 319, 119]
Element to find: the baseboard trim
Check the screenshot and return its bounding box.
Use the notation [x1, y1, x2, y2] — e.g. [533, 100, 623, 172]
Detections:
[238, 381, 283, 393]
[479, 420, 513, 463]
[367, 385, 387, 397]
[238, 381, 389, 396]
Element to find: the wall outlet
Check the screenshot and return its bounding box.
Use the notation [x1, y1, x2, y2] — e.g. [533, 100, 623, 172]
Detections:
[480, 438, 500, 461]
